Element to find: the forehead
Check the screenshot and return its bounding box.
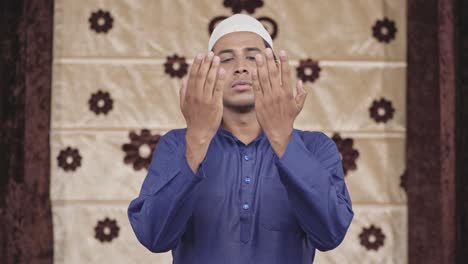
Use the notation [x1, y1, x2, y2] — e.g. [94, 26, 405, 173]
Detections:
[212, 31, 265, 53]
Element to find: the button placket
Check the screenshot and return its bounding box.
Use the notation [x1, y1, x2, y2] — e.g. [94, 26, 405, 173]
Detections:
[239, 145, 255, 243]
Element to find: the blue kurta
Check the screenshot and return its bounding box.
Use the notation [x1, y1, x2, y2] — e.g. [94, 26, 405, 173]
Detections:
[128, 126, 353, 264]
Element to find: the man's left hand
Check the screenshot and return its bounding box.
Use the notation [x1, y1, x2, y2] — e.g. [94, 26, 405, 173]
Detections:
[252, 48, 308, 158]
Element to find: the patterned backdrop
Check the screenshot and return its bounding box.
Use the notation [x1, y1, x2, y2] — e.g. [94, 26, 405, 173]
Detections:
[50, 0, 407, 263]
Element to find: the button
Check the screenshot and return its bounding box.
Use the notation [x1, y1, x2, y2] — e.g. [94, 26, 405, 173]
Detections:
[244, 154, 250, 161]
[244, 177, 251, 184]
[242, 203, 249, 210]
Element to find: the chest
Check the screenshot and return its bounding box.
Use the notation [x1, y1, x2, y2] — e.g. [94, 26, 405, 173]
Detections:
[191, 147, 301, 233]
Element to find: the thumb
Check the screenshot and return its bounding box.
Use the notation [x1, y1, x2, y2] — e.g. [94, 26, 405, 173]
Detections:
[180, 77, 188, 108]
[295, 80, 307, 113]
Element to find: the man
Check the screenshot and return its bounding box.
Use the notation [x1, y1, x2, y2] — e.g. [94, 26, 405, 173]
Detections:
[128, 14, 353, 264]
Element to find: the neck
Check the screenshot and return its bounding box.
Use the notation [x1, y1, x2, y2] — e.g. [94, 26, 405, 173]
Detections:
[221, 106, 262, 145]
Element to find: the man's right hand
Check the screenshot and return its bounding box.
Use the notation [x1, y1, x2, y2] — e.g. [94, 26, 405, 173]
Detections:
[179, 52, 226, 173]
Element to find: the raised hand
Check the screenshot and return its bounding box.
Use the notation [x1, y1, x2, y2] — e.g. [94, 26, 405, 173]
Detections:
[252, 48, 307, 158]
[180, 51, 226, 172]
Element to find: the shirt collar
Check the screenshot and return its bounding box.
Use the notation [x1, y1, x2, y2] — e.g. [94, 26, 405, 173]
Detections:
[216, 125, 265, 146]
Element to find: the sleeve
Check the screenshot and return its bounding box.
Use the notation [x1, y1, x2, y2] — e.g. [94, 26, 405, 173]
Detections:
[274, 130, 354, 251]
[127, 129, 207, 253]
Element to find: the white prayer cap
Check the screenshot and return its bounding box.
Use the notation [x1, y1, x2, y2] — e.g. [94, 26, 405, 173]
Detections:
[208, 14, 273, 51]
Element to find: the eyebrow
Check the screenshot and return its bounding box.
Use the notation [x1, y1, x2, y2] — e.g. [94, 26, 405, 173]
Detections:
[217, 47, 262, 56]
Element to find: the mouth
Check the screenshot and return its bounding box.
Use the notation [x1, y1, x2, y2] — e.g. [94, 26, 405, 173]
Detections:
[231, 80, 252, 92]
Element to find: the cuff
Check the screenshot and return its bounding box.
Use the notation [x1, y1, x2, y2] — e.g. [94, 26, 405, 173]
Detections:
[274, 130, 331, 187]
[179, 136, 207, 182]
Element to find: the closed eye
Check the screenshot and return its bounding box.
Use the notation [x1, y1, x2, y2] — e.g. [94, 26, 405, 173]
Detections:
[220, 56, 256, 63]
[220, 58, 233, 63]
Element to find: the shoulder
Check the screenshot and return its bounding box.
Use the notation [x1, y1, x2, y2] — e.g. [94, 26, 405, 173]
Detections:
[294, 129, 336, 150]
[293, 129, 339, 160]
[158, 128, 187, 148]
[162, 128, 187, 140]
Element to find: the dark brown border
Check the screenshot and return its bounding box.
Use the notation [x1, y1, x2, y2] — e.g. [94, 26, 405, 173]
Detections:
[0, 1, 54, 263]
[407, 0, 456, 263]
[0, 0, 464, 263]
[456, 0, 468, 262]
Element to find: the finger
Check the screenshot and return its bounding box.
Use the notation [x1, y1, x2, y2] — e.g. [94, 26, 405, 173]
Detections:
[255, 53, 272, 94]
[187, 53, 204, 96]
[251, 68, 263, 98]
[265, 48, 281, 92]
[196, 51, 214, 97]
[204, 55, 220, 98]
[279, 50, 292, 93]
[180, 77, 188, 108]
[213, 68, 226, 101]
[295, 80, 307, 113]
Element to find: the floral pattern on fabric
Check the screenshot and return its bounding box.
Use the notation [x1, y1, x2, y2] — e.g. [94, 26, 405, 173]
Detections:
[258, 16, 278, 40]
[369, 97, 395, 123]
[400, 169, 408, 192]
[122, 129, 160, 171]
[332, 133, 359, 176]
[372, 17, 397, 43]
[223, 0, 264, 14]
[94, 217, 120, 243]
[88, 91, 113, 115]
[359, 224, 386, 251]
[89, 10, 114, 34]
[296, 58, 321, 83]
[164, 54, 189, 78]
[57, 147, 82, 172]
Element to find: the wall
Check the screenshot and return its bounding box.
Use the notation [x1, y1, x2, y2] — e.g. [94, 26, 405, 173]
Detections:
[51, 1, 407, 263]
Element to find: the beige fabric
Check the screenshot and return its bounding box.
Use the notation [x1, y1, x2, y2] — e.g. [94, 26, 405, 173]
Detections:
[52, 204, 173, 263]
[51, 63, 405, 132]
[315, 206, 407, 263]
[52, 0, 407, 263]
[53, 0, 405, 60]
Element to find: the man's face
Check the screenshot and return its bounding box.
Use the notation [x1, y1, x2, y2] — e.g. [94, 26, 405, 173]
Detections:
[211, 31, 265, 112]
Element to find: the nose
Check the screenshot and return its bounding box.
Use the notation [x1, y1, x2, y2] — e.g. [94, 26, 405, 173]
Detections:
[234, 59, 249, 75]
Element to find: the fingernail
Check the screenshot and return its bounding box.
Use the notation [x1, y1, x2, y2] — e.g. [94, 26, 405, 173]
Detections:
[196, 53, 203, 61]
[265, 48, 273, 57]
[279, 50, 286, 58]
[213, 56, 220, 64]
[208, 51, 214, 59]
